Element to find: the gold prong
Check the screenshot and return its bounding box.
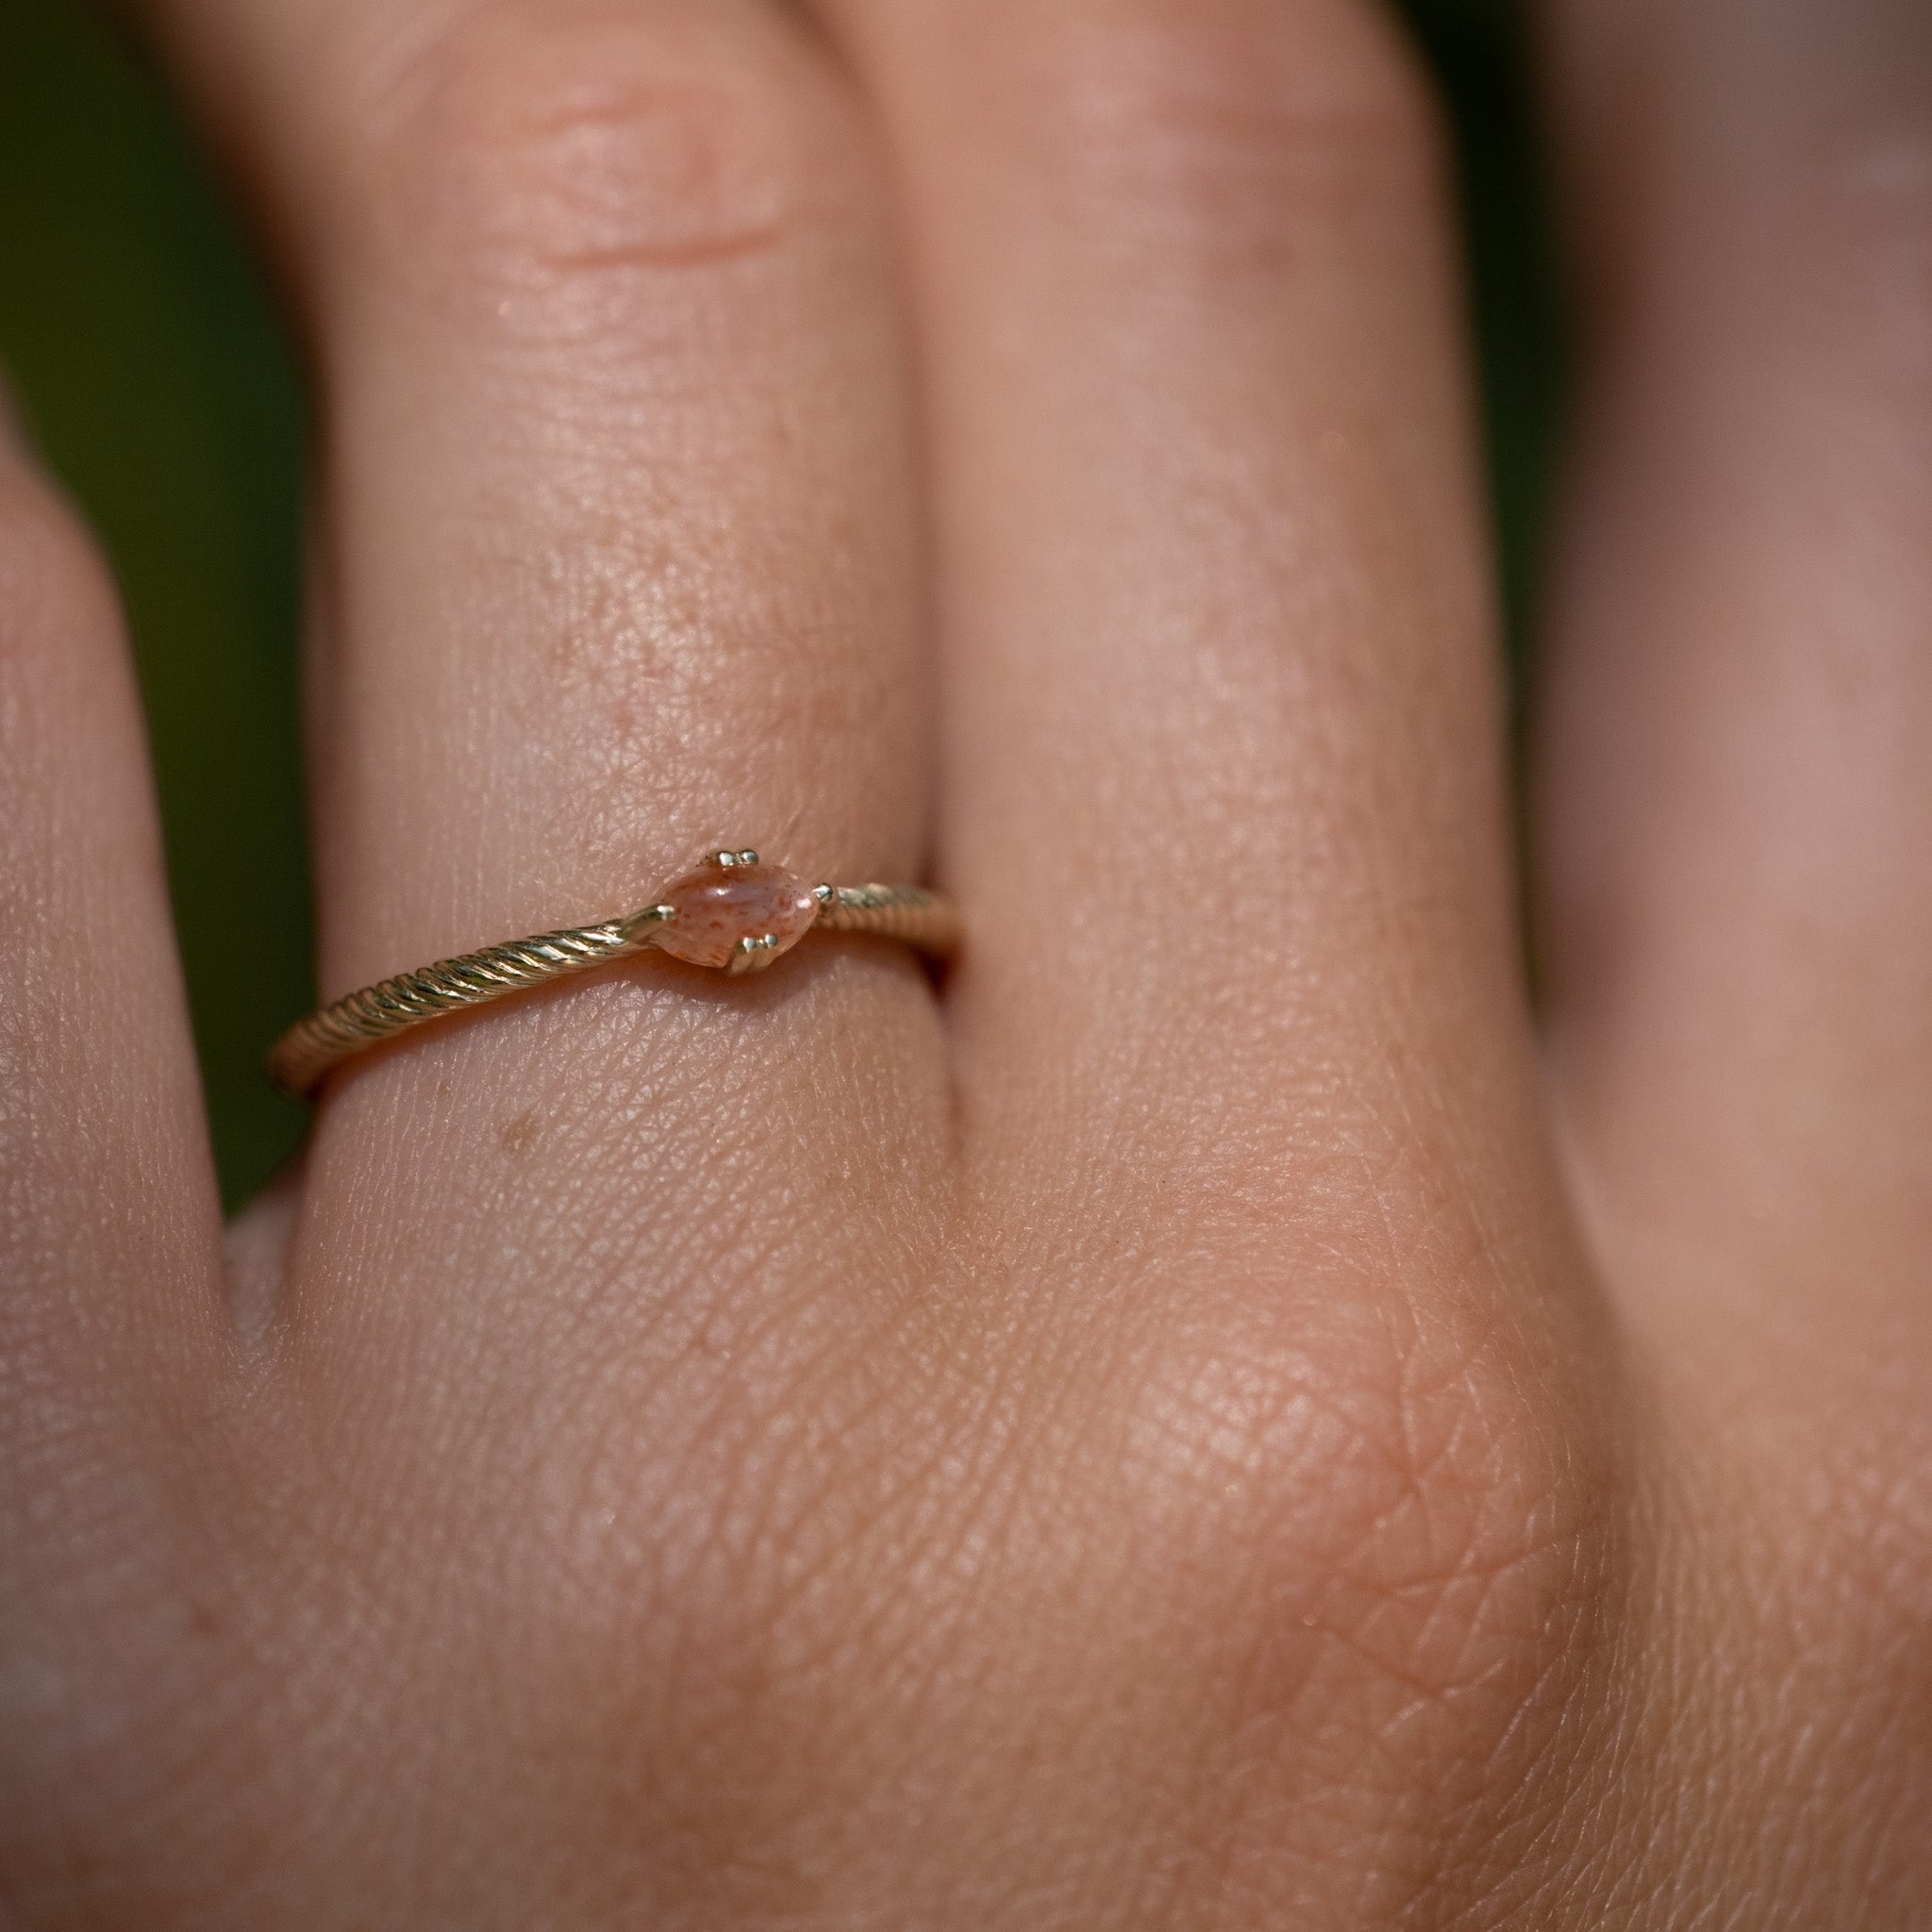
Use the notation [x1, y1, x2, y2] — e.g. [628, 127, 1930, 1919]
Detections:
[620, 904, 676, 942]
[726, 933, 782, 976]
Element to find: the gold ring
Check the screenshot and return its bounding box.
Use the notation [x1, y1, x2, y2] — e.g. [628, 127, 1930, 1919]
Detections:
[266, 848, 960, 1099]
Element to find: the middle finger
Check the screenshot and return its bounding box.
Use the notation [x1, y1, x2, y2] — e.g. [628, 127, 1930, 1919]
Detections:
[820, 0, 1551, 1263]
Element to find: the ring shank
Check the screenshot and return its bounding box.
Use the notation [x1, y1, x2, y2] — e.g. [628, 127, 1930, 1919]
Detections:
[814, 883, 963, 954]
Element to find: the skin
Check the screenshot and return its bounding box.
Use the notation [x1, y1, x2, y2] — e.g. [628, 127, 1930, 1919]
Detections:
[1, 0, 1927, 1923]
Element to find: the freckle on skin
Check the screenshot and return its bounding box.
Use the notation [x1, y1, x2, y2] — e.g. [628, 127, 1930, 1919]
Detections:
[500, 1107, 540, 1154]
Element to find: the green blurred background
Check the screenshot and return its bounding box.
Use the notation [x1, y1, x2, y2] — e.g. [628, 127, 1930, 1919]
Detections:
[0, 0, 1565, 1208]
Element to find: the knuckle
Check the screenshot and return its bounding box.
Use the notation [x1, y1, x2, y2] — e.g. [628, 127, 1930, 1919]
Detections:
[1134, 1304, 1604, 1703]
[1108, 1221, 1619, 1906]
[331, 0, 856, 317]
[480, 1330, 940, 1885]
[990, 0, 1446, 251]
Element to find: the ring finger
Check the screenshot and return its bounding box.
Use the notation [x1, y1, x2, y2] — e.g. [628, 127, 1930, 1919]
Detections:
[137, 0, 946, 1371]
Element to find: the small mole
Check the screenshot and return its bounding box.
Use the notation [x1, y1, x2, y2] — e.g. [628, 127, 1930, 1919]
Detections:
[500, 1107, 540, 1155]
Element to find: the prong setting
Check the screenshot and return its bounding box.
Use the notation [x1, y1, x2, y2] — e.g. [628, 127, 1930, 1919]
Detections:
[620, 903, 676, 942]
[726, 933, 785, 976]
[656, 858, 820, 971]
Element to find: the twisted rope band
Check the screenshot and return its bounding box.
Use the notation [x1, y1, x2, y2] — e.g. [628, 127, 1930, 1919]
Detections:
[268, 880, 958, 1100]
[813, 882, 962, 953]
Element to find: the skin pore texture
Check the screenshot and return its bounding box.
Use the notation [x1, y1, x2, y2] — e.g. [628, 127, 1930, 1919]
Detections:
[0, 0, 1927, 1924]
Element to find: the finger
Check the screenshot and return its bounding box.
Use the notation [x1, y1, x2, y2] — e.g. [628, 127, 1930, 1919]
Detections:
[795, 6, 1621, 1916]
[1538, 0, 1932, 1376]
[0, 408, 224, 1335]
[813, 0, 1555, 1256]
[0, 410, 226, 1512]
[135, 0, 948, 1336]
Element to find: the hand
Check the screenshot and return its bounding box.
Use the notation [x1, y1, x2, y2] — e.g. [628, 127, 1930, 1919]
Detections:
[4, 0, 1926, 1924]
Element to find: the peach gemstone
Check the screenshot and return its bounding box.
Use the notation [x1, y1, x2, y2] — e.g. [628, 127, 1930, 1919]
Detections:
[656, 862, 820, 970]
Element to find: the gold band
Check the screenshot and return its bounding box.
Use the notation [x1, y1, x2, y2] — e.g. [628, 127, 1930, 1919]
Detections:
[267, 851, 959, 1099]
